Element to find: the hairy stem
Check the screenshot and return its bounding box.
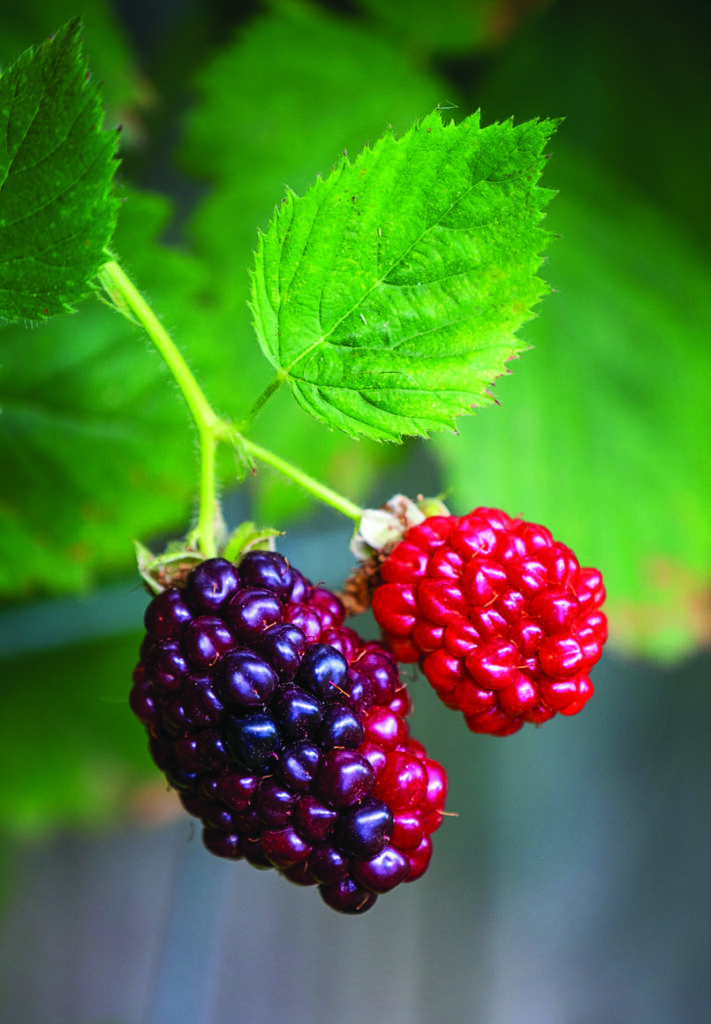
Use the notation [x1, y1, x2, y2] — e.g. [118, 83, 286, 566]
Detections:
[99, 259, 364, 545]
[99, 259, 226, 557]
[239, 436, 363, 523]
[100, 261, 218, 433]
[194, 425, 219, 557]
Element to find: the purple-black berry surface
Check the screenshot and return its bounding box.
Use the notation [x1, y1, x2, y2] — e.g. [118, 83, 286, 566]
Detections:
[131, 551, 448, 914]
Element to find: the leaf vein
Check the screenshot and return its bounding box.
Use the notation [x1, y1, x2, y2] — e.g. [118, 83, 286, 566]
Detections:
[0, 138, 108, 234]
[284, 148, 524, 371]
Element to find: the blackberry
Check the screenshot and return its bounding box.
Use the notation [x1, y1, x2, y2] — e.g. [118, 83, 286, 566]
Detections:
[132, 550, 448, 914]
[371, 507, 608, 736]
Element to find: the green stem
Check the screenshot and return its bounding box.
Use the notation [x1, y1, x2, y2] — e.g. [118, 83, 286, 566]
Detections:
[100, 261, 218, 433]
[239, 436, 363, 523]
[99, 259, 225, 557]
[195, 425, 218, 556]
[99, 259, 364, 543]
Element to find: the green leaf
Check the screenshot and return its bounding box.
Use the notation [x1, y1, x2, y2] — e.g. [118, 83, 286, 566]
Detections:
[250, 110, 557, 442]
[3, 0, 453, 598]
[0, 19, 119, 322]
[434, 150, 711, 660]
[182, 1, 448, 516]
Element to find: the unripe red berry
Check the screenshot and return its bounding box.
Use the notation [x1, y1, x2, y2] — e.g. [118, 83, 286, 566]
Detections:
[373, 508, 607, 736]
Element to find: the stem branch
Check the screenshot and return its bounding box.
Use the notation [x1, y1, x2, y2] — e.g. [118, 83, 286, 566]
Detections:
[195, 425, 218, 557]
[239, 436, 363, 523]
[100, 260, 364, 546]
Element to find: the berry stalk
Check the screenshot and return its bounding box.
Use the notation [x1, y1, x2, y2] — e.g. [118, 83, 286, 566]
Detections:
[99, 260, 222, 438]
[237, 436, 363, 523]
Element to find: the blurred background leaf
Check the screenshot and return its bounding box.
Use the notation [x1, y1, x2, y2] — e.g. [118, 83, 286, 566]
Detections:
[435, 149, 711, 658]
[0, 0, 147, 129]
[352, 0, 554, 55]
[475, 0, 711, 245]
[437, 0, 711, 658]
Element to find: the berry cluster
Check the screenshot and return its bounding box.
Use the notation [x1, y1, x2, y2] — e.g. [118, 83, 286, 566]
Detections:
[372, 507, 607, 736]
[130, 551, 447, 914]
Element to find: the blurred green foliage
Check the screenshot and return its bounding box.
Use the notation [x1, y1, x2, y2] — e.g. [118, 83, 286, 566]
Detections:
[352, 0, 553, 54]
[0, 631, 148, 833]
[0, 0, 709, 832]
[1, 192, 205, 595]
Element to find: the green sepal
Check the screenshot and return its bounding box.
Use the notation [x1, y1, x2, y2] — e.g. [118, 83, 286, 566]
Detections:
[221, 522, 283, 564]
[134, 540, 204, 595]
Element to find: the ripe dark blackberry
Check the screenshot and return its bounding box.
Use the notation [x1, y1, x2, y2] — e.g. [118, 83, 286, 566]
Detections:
[131, 551, 447, 914]
[371, 508, 607, 736]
